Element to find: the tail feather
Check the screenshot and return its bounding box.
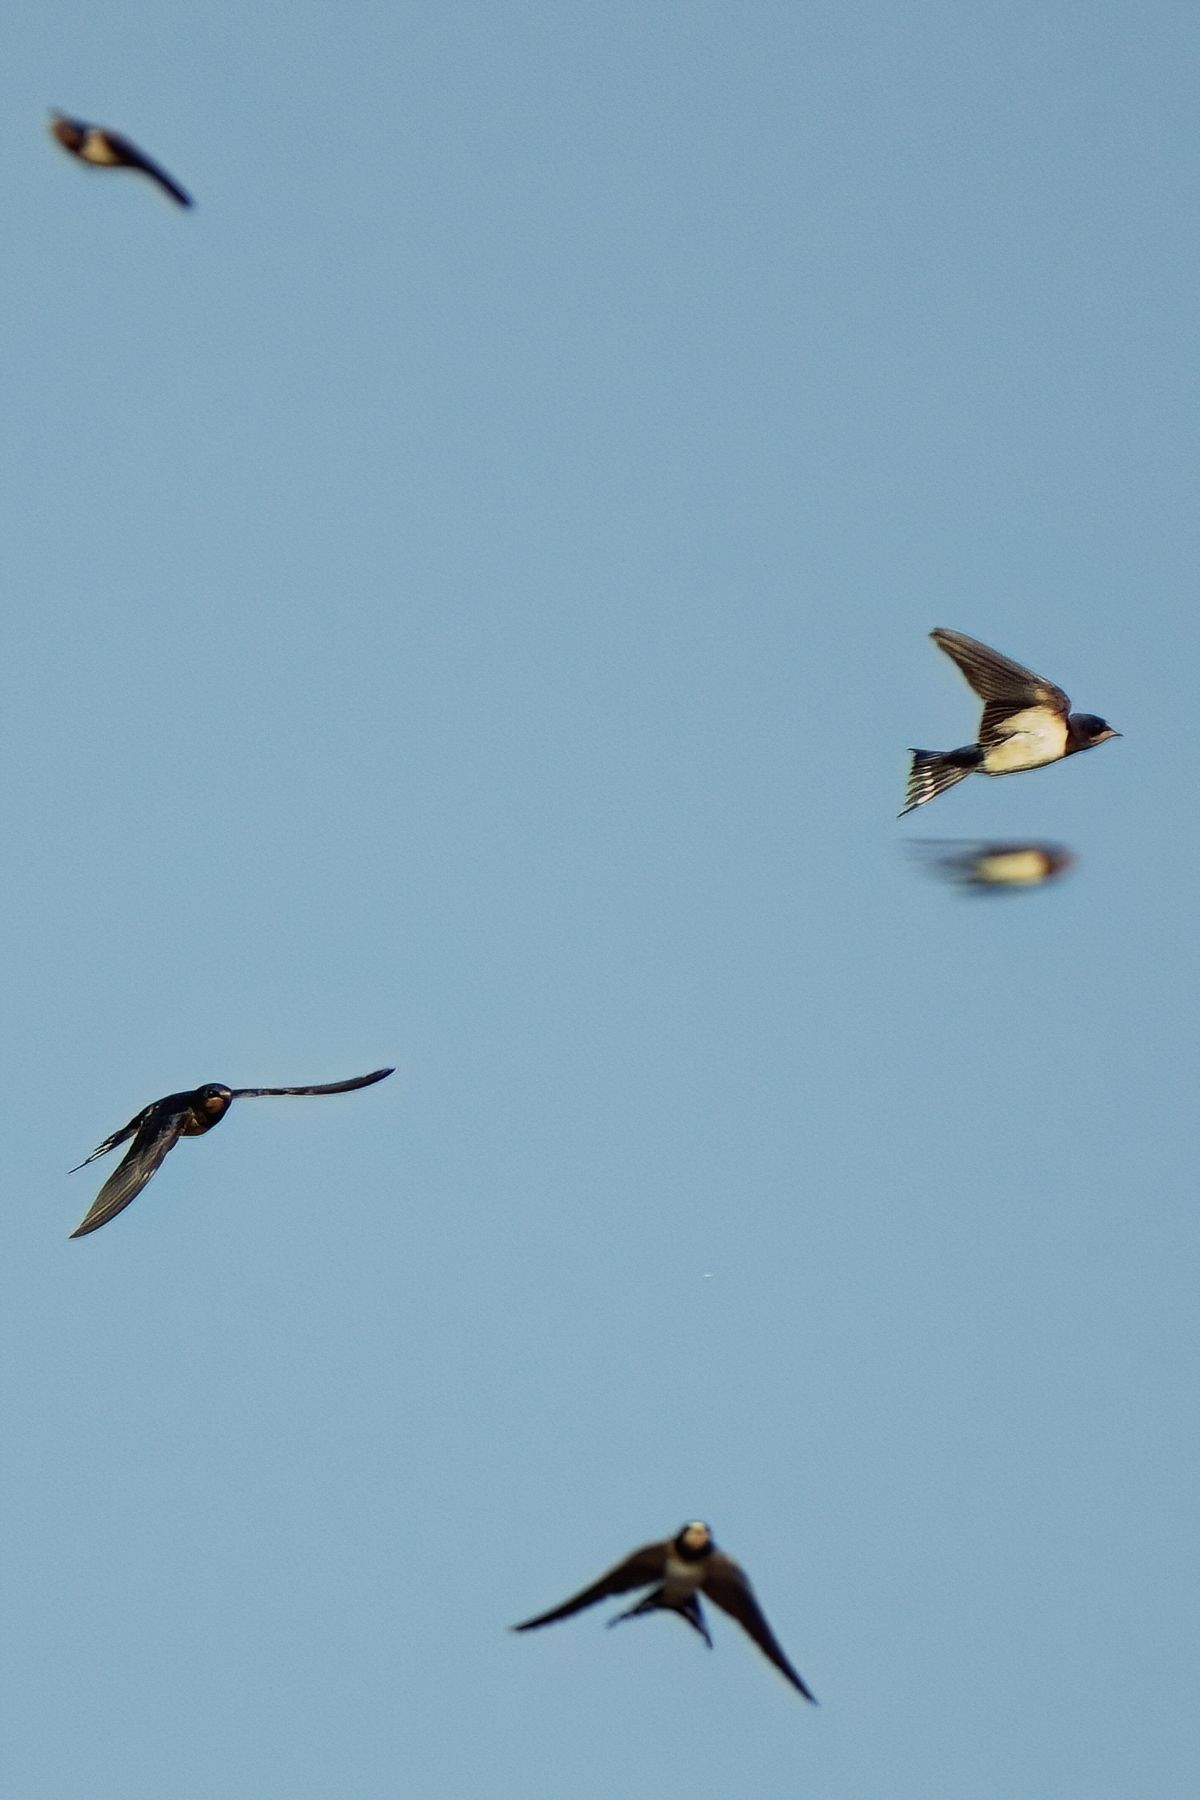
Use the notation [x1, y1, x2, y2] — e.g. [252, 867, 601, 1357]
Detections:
[608, 1587, 667, 1629]
[607, 1587, 712, 1647]
[899, 747, 979, 816]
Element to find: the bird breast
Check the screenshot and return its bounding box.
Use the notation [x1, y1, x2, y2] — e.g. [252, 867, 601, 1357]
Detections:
[81, 132, 123, 166]
[183, 1105, 227, 1136]
[662, 1555, 704, 1600]
[981, 706, 1068, 772]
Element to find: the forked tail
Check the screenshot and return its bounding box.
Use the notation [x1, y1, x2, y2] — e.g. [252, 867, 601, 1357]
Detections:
[607, 1588, 712, 1646]
[899, 747, 980, 817]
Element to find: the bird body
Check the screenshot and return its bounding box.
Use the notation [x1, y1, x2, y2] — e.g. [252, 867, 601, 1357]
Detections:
[900, 628, 1118, 815]
[49, 111, 193, 207]
[662, 1547, 705, 1601]
[69, 1068, 392, 1238]
[976, 705, 1069, 772]
[71, 130, 123, 166]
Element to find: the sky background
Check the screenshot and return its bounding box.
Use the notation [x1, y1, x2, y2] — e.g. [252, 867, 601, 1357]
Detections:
[3, 3, 1199, 1796]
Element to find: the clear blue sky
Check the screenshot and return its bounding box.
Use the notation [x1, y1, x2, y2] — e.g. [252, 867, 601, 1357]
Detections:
[4, 4, 1199, 1795]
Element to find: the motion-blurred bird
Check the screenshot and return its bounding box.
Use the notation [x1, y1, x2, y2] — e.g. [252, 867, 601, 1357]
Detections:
[910, 840, 1075, 891]
[49, 110, 193, 207]
[69, 1068, 392, 1238]
[512, 1519, 816, 1700]
[900, 629, 1118, 816]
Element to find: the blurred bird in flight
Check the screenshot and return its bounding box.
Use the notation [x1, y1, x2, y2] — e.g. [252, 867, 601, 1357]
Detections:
[49, 110, 194, 207]
[909, 840, 1075, 891]
[512, 1519, 816, 1701]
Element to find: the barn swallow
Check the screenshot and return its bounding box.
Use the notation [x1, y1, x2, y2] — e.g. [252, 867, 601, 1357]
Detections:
[48, 110, 193, 207]
[900, 629, 1119, 816]
[68, 1067, 392, 1238]
[910, 840, 1075, 891]
[512, 1520, 816, 1701]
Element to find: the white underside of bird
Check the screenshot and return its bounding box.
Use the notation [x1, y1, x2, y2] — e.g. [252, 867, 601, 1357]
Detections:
[981, 707, 1068, 772]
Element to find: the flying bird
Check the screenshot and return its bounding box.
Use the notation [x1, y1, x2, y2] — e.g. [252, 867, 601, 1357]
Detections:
[68, 1068, 392, 1238]
[900, 629, 1118, 816]
[49, 110, 193, 207]
[910, 840, 1075, 891]
[512, 1519, 816, 1701]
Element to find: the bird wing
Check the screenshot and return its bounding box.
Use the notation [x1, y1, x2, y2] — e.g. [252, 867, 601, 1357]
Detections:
[512, 1541, 670, 1631]
[107, 132, 193, 207]
[69, 1107, 190, 1238]
[931, 629, 1070, 715]
[229, 1067, 393, 1099]
[68, 1105, 152, 1172]
[702, 1553, 817, 1701]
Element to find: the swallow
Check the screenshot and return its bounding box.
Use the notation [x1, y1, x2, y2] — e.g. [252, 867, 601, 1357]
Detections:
[900, 628, 1119, 816]
[68, 1068, 392, 1238]
[48, 110, 193, 207]
[512, 1520, 816, 1701]
[910, 840, 1075, 891]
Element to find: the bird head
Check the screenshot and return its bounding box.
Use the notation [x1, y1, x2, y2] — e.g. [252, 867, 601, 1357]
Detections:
[1072, 713, 1120, 746]
[674, 1521, 714, 1559]
[49, 111, 84, 152]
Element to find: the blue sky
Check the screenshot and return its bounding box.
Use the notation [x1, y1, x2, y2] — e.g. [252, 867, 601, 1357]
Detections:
[4, 4, 1199, 1795]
